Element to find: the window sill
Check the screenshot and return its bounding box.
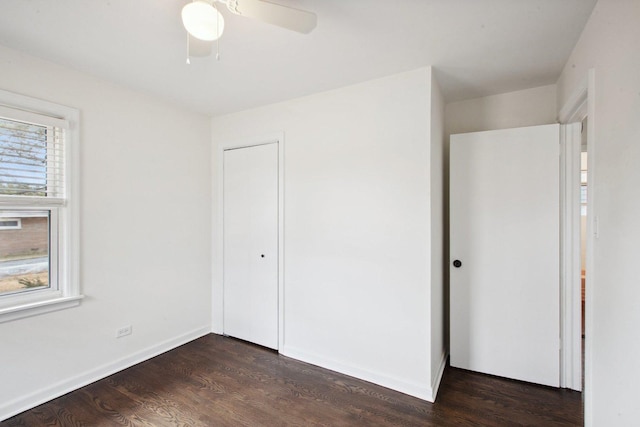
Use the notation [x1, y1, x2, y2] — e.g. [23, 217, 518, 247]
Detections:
[0, 294, 84, 323]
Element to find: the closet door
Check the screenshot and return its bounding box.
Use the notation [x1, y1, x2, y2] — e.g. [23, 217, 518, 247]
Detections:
[223, 143, 278, 349]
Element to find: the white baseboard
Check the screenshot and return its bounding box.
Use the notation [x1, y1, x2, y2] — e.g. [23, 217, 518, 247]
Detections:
[430, 350, 448, 401]
[282, 345, 436, 402]
[0, 326, 211, 422]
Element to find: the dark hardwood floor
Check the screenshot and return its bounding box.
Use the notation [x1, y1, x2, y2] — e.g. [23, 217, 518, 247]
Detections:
[2, 334, 582, 426]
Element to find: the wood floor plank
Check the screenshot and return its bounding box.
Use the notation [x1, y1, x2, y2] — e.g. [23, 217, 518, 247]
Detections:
[1, 334, 583, 426]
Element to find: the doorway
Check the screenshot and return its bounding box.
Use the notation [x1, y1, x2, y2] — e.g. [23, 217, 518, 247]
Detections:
[580, 119, 588, 388]
[558, 70, 595, 399]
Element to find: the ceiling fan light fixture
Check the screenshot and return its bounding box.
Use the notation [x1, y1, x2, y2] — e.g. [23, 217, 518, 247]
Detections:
[182, 0, 224, 41]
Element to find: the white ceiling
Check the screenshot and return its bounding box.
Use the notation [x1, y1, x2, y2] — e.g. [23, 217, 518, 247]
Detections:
[0, 0, 596, 116]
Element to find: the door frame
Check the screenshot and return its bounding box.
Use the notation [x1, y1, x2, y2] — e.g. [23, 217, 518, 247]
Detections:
[213, 132, 285, 351]
[559, 122, 582, 391]
[558, 69, 595, 419]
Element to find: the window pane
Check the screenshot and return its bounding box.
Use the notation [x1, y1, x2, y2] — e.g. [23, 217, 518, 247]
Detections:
[0, 219, 21, 229]
[0, 210, 49, 296]
[0, 118, 49, 197]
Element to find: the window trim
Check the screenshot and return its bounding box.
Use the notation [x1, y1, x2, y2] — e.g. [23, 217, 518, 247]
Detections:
[0, 89, 82, 322]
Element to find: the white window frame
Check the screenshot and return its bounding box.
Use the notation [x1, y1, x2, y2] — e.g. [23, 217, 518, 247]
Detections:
[0, 218, 21, 230]
[0, 89, 82, 322]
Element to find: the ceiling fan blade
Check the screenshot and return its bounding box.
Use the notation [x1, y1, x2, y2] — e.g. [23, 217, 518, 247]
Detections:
[228, 0, 317, 34]
[188, 34, 213, 57]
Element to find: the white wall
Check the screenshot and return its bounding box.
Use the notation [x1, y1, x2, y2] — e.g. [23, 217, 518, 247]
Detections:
[445, 84, 557, 136]
[212, 67, 445, 401]
[0, 46, 212, 420]
[429, 75, 446, 394]
[556, 0, 640, 425]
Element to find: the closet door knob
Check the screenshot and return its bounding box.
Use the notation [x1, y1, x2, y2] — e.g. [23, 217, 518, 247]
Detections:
[453, 260, 462, 268]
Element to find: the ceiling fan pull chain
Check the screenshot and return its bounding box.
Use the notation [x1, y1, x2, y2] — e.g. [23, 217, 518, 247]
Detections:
[186, 34, 191, 64]
[215, 2, 221, 61]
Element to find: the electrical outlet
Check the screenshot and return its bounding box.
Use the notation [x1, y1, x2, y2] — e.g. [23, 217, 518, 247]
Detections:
[116, 325, 132, 338]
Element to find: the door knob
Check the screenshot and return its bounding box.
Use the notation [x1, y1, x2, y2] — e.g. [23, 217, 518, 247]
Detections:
[453, 260, 462, 268]
[260, 254, 265, 258]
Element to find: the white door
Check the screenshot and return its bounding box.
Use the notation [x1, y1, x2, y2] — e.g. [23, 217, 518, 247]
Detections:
[450, 124, 560, 387]
[223, 143, 278, 349]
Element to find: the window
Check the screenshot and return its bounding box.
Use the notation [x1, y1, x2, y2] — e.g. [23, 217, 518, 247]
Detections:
[0, 89, 81, 322]
[0, 217, 21, 230]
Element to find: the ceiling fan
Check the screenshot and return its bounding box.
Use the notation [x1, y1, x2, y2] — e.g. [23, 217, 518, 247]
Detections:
[181, 0, 317, 61]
